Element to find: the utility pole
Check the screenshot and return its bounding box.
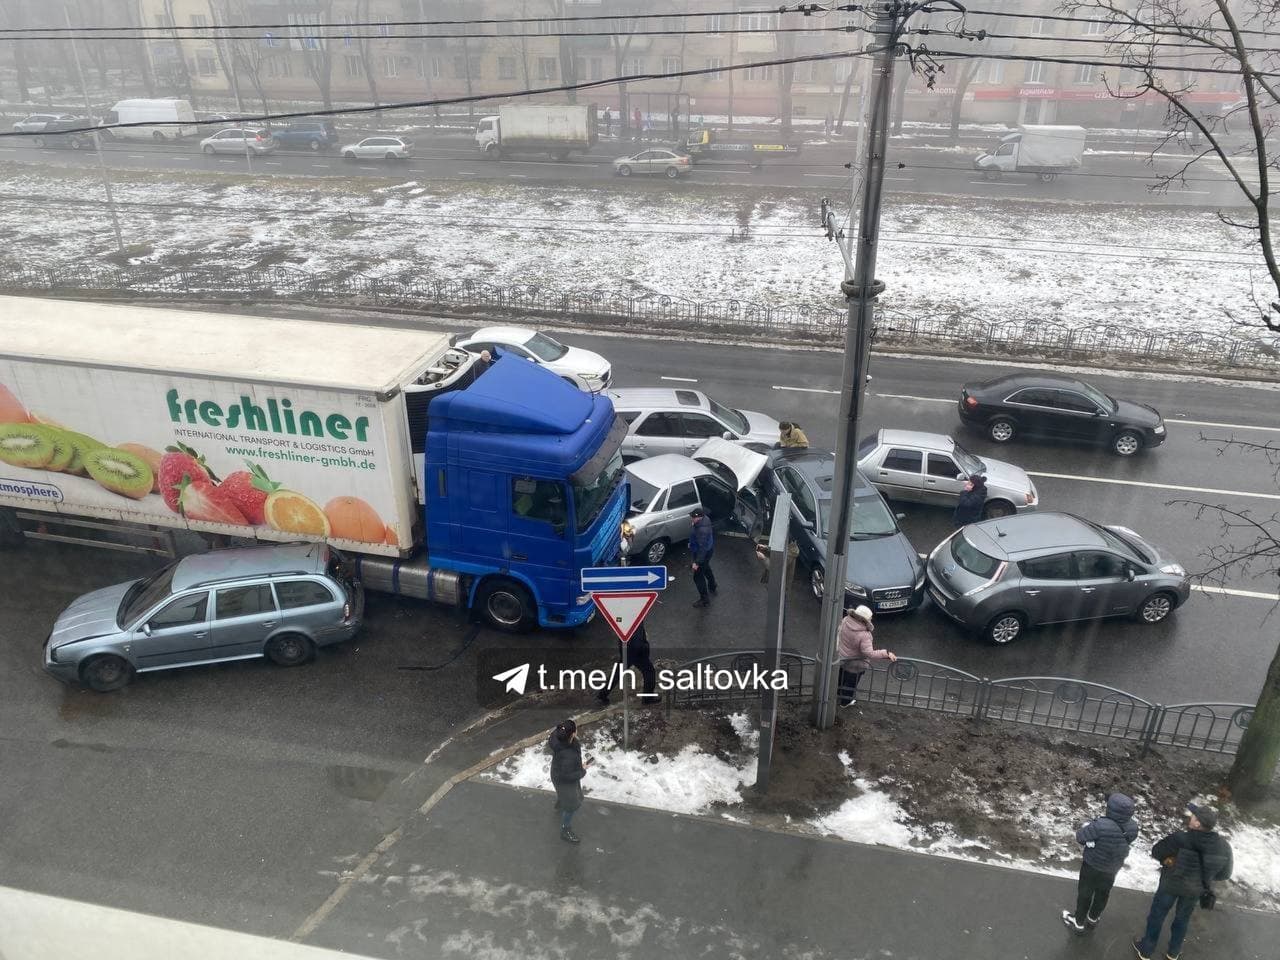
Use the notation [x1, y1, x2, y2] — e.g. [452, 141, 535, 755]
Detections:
[66, 4, 124, 255]
[811, 1, 900, 730]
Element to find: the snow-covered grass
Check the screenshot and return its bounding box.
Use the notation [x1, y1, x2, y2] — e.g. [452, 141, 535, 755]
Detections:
[484, 714, 1280, 911]
[0, 163, 1268, 339]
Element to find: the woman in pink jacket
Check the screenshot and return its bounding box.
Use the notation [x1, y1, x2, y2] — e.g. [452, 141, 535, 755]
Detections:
[836, 605, 897, 706]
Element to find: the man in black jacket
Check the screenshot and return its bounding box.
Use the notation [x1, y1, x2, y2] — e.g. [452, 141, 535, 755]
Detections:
[1062, 792, 1139, 933]
[1133, 803, 1233, 960]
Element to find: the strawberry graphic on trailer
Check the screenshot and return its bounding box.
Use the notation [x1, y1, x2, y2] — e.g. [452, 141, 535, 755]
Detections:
[158, 442, 218, 513]
[177, 476, 250, 526]
[216, 462, 281, 526]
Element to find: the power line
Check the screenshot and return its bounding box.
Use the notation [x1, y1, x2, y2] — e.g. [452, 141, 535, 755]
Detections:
[0, 25, 852, 42]
[959, 6, 1278, 41]
[913, 27, 1280, 57]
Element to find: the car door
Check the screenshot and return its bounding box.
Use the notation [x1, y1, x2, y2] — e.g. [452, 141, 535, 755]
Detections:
[923, 452, 968, 507]
[208, 583, 279, 659]
[663, 479, 699, 547]
[777, 467, 822, 567]
[695, 473, 760, 537]
[1072, 550, 1144, 620]
[133, 591, 211, 670]
[1051, 389, 1111, 443]
[869, 447, 925, 503]
[631, 412, 685, 457]
[1004, 388, 1062, 438]
[677, 412, 724, 455]
[1015, 553, 1079, 625]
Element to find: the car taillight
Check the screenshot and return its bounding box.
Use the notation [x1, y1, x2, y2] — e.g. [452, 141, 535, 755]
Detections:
[964, 395, 978, 409]
[343, 602, 352, 620]
[255, 134, 264, 141]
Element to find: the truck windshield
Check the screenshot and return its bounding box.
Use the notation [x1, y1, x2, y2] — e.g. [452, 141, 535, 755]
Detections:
[523, 332, 570, 362]
[117, 561, 179, 628]
[573, 448, 624, 533]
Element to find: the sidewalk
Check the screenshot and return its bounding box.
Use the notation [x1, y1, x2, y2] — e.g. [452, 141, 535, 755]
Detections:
[300, 714, 1280, 960]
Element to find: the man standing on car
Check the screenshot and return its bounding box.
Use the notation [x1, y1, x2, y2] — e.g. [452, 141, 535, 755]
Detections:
[1133, 802, 1233, 960]
[1061, 792, 1139, 934]
[689, 508, 717, 607]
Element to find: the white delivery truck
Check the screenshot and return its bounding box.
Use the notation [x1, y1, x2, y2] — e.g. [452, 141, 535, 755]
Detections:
[475, 104, 598, 160]
[973, 124, 1086, 182]
[102, 98, 199, 141]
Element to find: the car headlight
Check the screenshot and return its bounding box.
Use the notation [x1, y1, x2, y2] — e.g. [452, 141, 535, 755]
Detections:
[1154, 424, 1166, 435]
[845, 582, 867, 597]
[580, 371, 603, 381]
[1160, 563, 1185, 577]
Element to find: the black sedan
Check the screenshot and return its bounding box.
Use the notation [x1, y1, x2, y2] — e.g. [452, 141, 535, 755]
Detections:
[958, 373, 1166, 457]
[758, 450, 925, 613]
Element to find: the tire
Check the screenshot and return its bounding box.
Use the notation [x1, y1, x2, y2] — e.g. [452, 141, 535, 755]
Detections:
[99, 128, 114, 141]
[1112, 430, 1143, 457]
[343, 150, 356, 159]
[983, 611, 1026, 646]
[553, 150, 570, 162]
[70, 137, 84, 150]
[617, 164, 632, 177]
[665, 166, 680, 179]
[264, 633, 315, 667]
[643, 539, 669, 565]
[810, 565, 825, 600]
[33, 136, 46, 148]
[982, 499, 1016, 520]
[152, 130, 166, 142]
[477, 578, 538, 633]
[309, 139, 321, 151]
[81, 654, 134, 692]
[1038, 172, 1057, 183]
[202, 144, 215, 154]
[482, 144, 500, 160]
[385, 151, 398, 160]
[988, 417, 1017, 444]
[1136, 591, 1176, 624]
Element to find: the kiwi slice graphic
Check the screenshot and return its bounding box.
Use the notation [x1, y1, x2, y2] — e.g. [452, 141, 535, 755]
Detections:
[62, 431, 107, 477]
[83, 447, 154, 500]
[0, 423, 55, 468]
[36, 427, 75, 473]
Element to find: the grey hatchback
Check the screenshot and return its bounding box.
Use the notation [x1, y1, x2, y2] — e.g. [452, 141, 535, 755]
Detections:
[925, 512, 1190, 645]
[43, 543, 364, 691]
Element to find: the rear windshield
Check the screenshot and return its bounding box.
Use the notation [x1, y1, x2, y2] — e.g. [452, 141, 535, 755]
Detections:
[950, 533, 1002, 579]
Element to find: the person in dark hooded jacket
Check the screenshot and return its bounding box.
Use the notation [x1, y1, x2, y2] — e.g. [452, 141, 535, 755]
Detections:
[1061, 792, 1139, 933]
[548, 719, 590, 844]
[952, 474, 988, 526]
[1133, 802, 1232, 960]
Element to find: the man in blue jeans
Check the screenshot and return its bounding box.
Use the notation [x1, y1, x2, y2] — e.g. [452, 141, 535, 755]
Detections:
[688, 508, 717, 607]
[1133, 802, 1233, 960]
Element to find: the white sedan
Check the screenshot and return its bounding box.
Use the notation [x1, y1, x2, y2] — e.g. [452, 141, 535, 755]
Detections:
[340, 136, 412, 159]
[454, 326, 611, 391]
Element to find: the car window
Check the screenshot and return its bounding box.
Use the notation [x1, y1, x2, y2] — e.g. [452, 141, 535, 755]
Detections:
[881, 448, 923, 473]
[512, 477, 567, 525]
[215, 584, 276, 619]
[523, 332, 569, 361]
[1074, 551, 1128, 580]
[791, 479, 817, 525]
[926, 453, 959, 478]
[627, 473, 662, 512]
[618, 410, 641, 425]
[148, 592, 209, 629]
[1053, 390, 1100, 414]
[635, 413, 680, 436]
[667, 480, 698, 510]
[1019, 554, 1075, 580]
[951, 535, 1002, 578]
[679, 413, 722, 439]
[274, 579, 336, 609]
[1007, 388, 1055, 407]
[695, 475, 735, 520]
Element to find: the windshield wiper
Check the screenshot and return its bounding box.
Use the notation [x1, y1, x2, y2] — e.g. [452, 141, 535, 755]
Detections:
[851, 531, 893, 540]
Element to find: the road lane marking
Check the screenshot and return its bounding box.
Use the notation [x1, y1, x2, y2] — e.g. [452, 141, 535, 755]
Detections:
[458, 170, 477, 175]
[661, 375, 698, 382]
[1192, 584, 1280, 601]
[127, 154, 147, 159]
[265, 160, 282, 166]
[773, 384, 840, 395]
[803, 174, 915, 182]
[1027, 470, 1280, 502]
[966, 180, 1029, 187]
[873, 393, 1280, 433]
[511, 174, 529, 178]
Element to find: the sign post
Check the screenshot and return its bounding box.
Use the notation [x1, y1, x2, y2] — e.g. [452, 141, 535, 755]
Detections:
[756, 492, 792, 792]
[584, 564, 667, 752]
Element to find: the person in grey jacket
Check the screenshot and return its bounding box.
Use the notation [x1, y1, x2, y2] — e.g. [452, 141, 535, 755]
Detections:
[1062, 792, 1139, 933]
[548, 719, 591, 844]
[1134, 803, 1233, 960]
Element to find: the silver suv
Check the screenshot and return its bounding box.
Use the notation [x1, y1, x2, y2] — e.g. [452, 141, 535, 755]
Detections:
[925, 512, 1189, 645]
[43, 543, 364, 691]
[609, 387, 779, 462]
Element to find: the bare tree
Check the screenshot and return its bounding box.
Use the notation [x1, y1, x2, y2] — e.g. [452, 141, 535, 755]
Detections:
[777, 26, 797, 132]
[947, 58, 979, 143]
[726, 28, 737, 131]
[121, 0, 155, 96]
[288, 0, 334, 110]
[1169, 434, 1280, 800]
[353, 0, 382, 117]
[222, 0, 271, 115]
[548, 0, 578, 104]
[206, 0, 244, 111]
[1063, 0, 1280, 330]
[608, 24, 636, 136]
[1, 0, 34, 101]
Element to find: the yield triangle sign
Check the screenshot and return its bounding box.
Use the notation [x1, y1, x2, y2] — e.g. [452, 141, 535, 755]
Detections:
[591, 591, 658, 643]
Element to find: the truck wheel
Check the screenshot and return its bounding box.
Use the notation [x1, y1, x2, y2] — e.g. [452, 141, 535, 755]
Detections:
[1038, 172, 1058, 183]
[477, 578, 538, 633]
[265, 633, 315, 667]
[152, 130, 166, 142]
[617, 164, 632, 177]
[482, 144, 500, 160]
[81, 654, 134, 692]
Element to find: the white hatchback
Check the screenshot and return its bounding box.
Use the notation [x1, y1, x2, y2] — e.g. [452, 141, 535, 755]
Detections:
[340, 136, 412, 159]
[454, 326, 611, 391]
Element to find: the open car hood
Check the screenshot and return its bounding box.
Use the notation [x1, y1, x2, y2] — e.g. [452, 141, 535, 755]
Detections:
[692, 437, 768, 491]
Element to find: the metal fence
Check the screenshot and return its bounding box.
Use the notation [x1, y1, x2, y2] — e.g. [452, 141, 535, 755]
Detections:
[3, 261, 1277, 373]
[666, 652, 1254, 757]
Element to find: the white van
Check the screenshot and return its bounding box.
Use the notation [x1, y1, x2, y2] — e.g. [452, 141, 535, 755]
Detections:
[102, 99, 198, 141]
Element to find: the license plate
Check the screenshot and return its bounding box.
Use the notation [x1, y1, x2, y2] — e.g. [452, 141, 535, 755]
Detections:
[879, 598, 909, 610]
[929, 589, 947, 608]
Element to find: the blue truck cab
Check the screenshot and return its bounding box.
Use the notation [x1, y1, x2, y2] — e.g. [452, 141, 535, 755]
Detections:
[422, 354, 628, 631]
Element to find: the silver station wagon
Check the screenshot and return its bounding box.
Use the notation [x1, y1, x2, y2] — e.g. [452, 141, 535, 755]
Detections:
[43, 543, 364, 691]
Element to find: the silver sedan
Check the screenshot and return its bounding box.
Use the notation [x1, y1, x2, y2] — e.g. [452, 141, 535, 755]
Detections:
[857, 428, 1038, 519]
[613, 149, 692, 179]
[340, 136, 412, 159]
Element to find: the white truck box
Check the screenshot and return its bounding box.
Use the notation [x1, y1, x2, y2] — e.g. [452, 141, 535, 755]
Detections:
[498, 104, 593, 143]
[0, 298, 454, 557]
[1015, 125, 1087, 170]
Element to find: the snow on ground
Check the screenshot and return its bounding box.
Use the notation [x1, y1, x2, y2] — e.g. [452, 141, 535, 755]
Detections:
[0, 163, 1267, 338]
[484, 714, 1280, 910]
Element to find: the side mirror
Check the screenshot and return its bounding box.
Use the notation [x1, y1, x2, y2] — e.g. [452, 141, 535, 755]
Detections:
[1126, 565, 1136, 582]
[896, 513, 906, 521]
[1093, 409, 1105, 417]
[722, 431, 733, 441]
[956, 473, 967, 481]
[141, 623, 152, 637]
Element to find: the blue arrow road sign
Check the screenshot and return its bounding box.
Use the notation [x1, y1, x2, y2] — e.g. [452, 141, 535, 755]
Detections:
[581, 565, 667, 593]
